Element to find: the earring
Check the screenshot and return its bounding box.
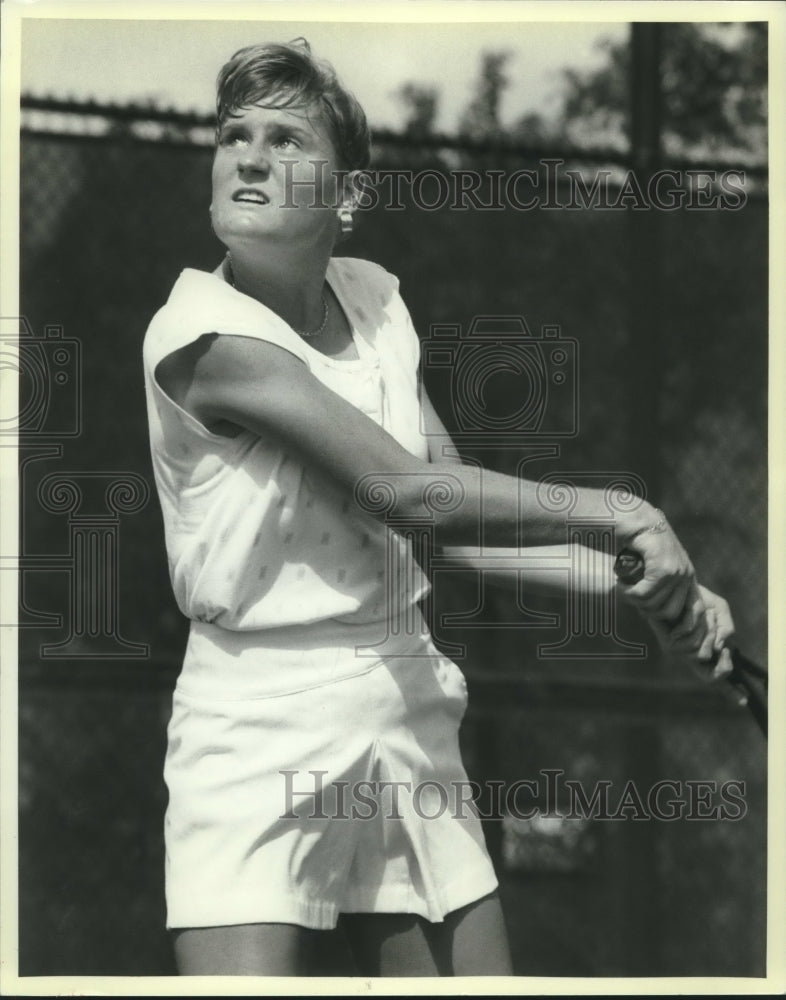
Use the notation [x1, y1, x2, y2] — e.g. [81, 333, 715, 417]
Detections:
[338, 207, 353, 236]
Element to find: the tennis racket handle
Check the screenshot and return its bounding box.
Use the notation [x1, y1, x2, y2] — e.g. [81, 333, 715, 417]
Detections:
[613, 548, 768, 737]
[614, 548, 646, 585]
[614, 548, 729, 658]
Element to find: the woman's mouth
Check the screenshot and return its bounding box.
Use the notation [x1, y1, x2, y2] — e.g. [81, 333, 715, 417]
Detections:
[233, 189, 270, 205]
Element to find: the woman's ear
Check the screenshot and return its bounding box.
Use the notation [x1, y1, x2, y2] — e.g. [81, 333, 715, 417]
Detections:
[340, 169, 364, 212]
[334, 170, 371, 242]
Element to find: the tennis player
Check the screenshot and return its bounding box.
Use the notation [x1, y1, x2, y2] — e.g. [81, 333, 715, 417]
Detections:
[142, 39, 734, 976]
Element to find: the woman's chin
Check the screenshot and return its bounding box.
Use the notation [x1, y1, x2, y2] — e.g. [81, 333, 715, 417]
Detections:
[214, 221, 337, 258]
[214, 218, 268, 240]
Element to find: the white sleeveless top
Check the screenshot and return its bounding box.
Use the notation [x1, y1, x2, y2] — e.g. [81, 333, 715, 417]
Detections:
[142, 256, 431, 634]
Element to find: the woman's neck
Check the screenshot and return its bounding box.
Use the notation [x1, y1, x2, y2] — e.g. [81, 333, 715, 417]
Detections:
[225, 243, 332, 333]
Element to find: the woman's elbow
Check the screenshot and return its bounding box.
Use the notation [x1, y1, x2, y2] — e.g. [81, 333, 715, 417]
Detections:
[352, 463, 470, 534]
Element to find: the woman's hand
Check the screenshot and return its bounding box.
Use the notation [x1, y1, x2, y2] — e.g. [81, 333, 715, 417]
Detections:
[616, 512, 697, 624]
[645, 583, 735, 682]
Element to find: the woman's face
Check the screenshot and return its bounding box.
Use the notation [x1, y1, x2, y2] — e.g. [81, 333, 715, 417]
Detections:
[210, 102, 344, 253]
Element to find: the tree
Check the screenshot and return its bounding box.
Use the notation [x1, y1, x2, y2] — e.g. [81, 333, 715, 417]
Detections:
[457, 50, 511, 141]
[397, 82, 439, 139]
[555, 22, 767, 158]
[395, 23, 767, 159]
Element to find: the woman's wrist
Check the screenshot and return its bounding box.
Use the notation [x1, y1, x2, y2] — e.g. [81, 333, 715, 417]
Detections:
[616, 500, 660, 549]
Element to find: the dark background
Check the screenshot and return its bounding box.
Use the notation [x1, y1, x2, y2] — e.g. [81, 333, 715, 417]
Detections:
[15, 23, 767, 979]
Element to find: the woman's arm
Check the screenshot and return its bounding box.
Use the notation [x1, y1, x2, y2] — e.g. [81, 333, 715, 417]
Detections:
[419, 377, 736, 675]
[159, 331, 693, 620]
[436, 543, 616, 598]
[440, 544, 736, 676]
[421, 380, 626, 597]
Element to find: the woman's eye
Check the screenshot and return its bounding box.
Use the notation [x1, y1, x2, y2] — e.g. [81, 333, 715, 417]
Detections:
[274, 135, 298, 150]
[219, 129, 246, 146]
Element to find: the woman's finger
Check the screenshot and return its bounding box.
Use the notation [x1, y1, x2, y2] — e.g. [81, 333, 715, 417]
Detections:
[711, 647, 734, 680]
[665, 617, 716, 665]
[712, 600, 735, 651]
[625, 574, 692, 620]
[671, 610, 714, 654]
[695, 608, 718, 661]
[667, 594, 706, 640]
[655, 579, 704, 627]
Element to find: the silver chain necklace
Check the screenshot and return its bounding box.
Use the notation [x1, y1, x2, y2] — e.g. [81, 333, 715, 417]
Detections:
[225, 253, 329, 339]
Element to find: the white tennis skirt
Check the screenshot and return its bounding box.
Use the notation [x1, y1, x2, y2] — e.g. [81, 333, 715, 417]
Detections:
[163, 610, 499, 930]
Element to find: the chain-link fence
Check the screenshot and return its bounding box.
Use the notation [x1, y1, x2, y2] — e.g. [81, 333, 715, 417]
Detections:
[14, 99, 767, 977]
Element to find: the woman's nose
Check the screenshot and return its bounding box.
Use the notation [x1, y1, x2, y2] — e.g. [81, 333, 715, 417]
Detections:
[238, 142, 271, 176]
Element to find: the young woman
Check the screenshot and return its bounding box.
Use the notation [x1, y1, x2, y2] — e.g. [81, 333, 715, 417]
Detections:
[142, 39, 733, 976]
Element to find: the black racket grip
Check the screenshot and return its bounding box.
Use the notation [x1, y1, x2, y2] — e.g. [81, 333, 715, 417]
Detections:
[614, 548, 768, 737]
[729, 652, 768, 737]
[614, 549, 645, 585]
